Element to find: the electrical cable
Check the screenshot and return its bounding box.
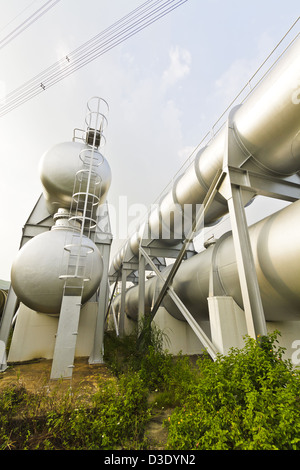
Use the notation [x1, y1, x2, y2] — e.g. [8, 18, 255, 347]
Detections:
[0, 0, 188, 117]
[0, 0, 38, 35]
[1, 0, 186, 112]
[120, 17, 300, 246]
[1, 0, 158, 105]
[0, 0, 61, 51]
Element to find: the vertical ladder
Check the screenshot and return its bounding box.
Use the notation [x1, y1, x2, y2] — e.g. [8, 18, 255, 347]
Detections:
[50, 97, 109, 380]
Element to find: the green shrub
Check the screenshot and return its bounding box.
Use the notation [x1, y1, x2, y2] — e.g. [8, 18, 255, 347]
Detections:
[166, 332, 300, 450]
[0, 383, 49, 450]
[103, 316, 168, 377]
[45, 371, 150, 450]
[0, 373, 150, 450]
[103, 330, 141, 376]
[104, 317, 196, 398]
[1, 330, 299, 450]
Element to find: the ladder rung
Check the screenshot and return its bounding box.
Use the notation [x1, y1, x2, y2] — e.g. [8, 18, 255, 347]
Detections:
[64, 242, 95, 254]
[72, 192, 100, 206]
[59, 274, 91, 281]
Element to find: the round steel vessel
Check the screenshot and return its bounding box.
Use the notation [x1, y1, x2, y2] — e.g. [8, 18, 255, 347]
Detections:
[39, 140, 111, 215]
[11, 218, 103, 315]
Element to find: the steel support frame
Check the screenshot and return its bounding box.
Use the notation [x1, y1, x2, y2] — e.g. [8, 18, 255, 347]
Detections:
[50, 294, 82, 380]
[219, 110, 300, 339]
[218, 165, 300, 336]
[119, 267, 129, 337]
[147, 169, 225, 322]
[51, 203, 113, 377]
[89, 237, 112, 364]
[0, 194, 53, 372]
[115, 242, 169, 336]
[133, 109, 300, 357]
[139, 245, 219, 358]
[134, 171, 226, 358]
[118, 259, 139, 337]
[105, 275, 120, 336]
[225, 182, 266, 337]
[138, 251, 146, 323]
[0, 287, 18, 371]
[0, 195, 113, 376]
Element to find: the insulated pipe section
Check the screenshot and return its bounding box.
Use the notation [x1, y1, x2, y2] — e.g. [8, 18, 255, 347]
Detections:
[114, 199, 300, 323]
[112, 36, 300, 271]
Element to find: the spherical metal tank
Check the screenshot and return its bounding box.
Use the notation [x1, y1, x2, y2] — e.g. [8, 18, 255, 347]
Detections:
[11, 222, 103, 315]
[39, 141, 112, 215]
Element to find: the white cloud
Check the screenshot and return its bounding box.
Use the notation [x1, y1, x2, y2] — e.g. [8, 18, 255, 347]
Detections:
[162, 45, 191, 88]
[211, 31, 280, 116]
[214, 58, 254, 107]
[177, 145, 197, 164]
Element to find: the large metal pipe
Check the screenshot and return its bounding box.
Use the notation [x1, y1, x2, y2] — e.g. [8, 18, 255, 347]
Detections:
[114, 199, 300, 323]
[111, 35, 300, 271]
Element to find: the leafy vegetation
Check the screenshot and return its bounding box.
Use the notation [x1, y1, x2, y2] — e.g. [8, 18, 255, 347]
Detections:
[0, 326, 299, 450]
[166, 332, 300, 450]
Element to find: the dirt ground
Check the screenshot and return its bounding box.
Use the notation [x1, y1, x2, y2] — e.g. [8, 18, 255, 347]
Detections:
[0, 357, 114, 395]
[0, 358, 171, 449]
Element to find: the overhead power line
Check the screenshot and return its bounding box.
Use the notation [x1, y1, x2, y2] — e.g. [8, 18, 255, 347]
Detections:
[0, 0, 188, 117]
[0, 0, 62, 51]
[0, 0, 38, 35]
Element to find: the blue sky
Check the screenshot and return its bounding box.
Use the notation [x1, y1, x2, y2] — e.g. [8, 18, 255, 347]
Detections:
[0, 0, 299, 280]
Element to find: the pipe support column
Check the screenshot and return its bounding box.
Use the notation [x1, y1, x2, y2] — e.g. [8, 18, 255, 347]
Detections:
[138, 251, 146, 323]
[220, 113, 267, 338]
[89, 241, 111, 364]
[227, 184, 267, 338]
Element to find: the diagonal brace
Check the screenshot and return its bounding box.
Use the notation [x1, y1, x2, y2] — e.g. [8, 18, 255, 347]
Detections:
[139, 246, 219, 359]
[148, 169, 226, 320]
